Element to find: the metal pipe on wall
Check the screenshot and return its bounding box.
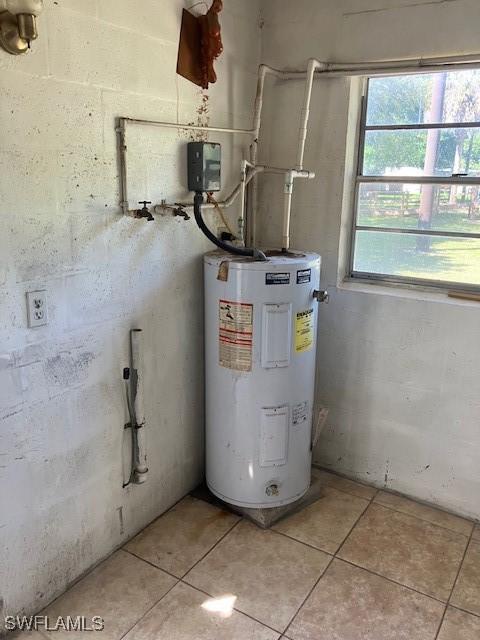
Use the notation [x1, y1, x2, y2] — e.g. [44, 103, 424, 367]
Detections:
[130, 329, 148, 484]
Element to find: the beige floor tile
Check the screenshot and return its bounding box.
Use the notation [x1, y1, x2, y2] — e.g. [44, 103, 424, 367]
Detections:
[338, 504, 468, 601]
[124, 496, 239, 577]
[41, 550, 176, 640]
[184, 520, 331, 632]
[312, 468, 377, 500]
[374, 491, 473, 536]
[451, 541, 480, 616]
[124, 581, 279, 640]
[437, 607, 480, 640]
[472, 525, 480, 541]
[272, 487, 369, 553]
[287, 559, 444, 640]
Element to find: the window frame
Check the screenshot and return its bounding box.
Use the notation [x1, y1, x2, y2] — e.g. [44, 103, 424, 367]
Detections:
[348, 72, 480, 294]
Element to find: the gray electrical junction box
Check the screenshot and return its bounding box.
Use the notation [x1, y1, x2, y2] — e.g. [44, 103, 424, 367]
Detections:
[188, 142, 221, 192]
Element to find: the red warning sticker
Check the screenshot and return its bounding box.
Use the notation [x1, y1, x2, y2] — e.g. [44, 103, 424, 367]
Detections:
[219, 299, 253, 372]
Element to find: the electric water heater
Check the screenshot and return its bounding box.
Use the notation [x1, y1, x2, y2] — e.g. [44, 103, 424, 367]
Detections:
[204, 250, 321, 508]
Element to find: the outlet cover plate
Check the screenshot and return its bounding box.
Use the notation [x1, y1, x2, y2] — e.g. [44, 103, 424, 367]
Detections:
[26, 290, 48, 328]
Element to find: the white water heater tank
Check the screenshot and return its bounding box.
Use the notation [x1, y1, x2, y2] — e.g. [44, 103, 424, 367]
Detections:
[204, 250, 321, 508]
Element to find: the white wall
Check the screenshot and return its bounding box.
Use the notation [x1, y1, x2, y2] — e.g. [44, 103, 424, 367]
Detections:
[0, 0, 261, 620]
[259, 0, 480, 520]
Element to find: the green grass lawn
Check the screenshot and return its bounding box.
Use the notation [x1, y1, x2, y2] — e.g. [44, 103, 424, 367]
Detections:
[354, 211, 480, 286]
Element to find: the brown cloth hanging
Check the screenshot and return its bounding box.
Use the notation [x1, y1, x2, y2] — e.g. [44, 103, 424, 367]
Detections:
[177, 0, 224, 90]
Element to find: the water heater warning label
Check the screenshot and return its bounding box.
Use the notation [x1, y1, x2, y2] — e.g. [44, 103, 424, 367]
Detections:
[219, 300, 253, 372]
[295, 308, 314, 353]
[292, 401, 308, 426]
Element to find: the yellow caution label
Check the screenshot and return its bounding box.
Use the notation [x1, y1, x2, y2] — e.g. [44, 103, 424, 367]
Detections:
[295, 309, 314, 353]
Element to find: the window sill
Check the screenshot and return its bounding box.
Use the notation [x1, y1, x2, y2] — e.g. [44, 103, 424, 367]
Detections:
[338, 277, 480, 307]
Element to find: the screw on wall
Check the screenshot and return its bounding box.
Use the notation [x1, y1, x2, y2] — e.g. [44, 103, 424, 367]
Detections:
[26, 290, 48, 327]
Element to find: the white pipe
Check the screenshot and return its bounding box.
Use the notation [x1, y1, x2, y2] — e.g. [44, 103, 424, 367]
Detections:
[121, 117, 254, 136]
[249, 54, 480, 80]
[239, 160, 256, 241]
[248, 65, 268, 245]
[246, 62, 313, 244]
[153, 164, 306, 215]
[252, 65, 268, 141]
[324, 53, 480, 73]
[131, 329, 148, 484]
[281, 169, 315, 250]
[119, 52, 480, 245]
[325, 61, 480, 78]
[282, 171, 294, 250]
[296, 59, 322, 170]
[281, 59, 323, 250]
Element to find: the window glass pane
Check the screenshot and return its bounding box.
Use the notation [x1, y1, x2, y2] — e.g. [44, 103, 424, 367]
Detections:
[366, 70, 480, 126]
[353, 230, 480, 286]
[362, 128, 480, 177]
[357, 183, 480, 234]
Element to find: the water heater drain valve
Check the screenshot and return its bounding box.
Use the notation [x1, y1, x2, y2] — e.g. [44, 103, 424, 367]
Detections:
[313, 290, 329, 303]
[265, 484, 280, 497]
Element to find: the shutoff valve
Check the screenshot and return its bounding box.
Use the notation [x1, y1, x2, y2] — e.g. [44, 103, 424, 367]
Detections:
[0, 0, 43, 55]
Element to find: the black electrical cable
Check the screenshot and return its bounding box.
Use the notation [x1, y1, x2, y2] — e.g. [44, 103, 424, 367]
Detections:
[193, 192, 266, 260]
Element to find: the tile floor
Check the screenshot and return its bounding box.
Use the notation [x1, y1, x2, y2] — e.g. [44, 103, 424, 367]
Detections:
[25, 470, 480, 640]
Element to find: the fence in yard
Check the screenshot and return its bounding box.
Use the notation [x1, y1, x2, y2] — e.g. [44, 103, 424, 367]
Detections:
[359, 185, 480, 219]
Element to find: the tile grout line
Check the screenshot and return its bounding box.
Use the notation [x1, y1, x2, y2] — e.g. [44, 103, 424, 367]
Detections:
[117, 577, 181, 640]
[179, 517, 242, 579]
[178, 579, 283, 636]
[116, 516, 243, 640]
[272, 485, 466, 635]
[270, 506, 445, 600]
[179, 516, 302, 636]
[123, 498, 242, 582]
[30, 484, 476, 640]
[313, 480, 379, 502]
[332, 492, 474, 612]
[32, 497, 235, 639]
[372, 500, 475, 537]
[333, 483, 377, 558]
[271, 527, 334, 555]
[332, 481, 463, 606]
[433, 525, 475, 640]
[281, 486, 378, 638]
[315, 466, 478, 534]
[122, 547, 181, 581]
[270, 480, 378, 558]
[282, 555, 336, 639]
[449, 603, 480, 621]
[337, 557, 449, 606]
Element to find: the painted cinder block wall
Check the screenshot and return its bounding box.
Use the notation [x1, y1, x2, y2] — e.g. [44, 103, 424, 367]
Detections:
[0, 0, 261, 620]
[258, 0, 480, 520]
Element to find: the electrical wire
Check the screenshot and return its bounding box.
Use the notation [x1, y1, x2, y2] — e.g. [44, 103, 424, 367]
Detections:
[206, 192, 237, 239]
[194, 192, 266, 259]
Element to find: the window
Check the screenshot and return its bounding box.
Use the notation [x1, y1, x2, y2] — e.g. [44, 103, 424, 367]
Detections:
[350, 70, 480, 290]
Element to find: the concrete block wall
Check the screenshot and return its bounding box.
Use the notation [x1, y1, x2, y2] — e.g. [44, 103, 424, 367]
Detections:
[0, 0, 261, 620]
[258, 0, 480, 521]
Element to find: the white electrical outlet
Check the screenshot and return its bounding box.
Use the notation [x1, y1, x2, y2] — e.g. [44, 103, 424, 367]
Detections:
[26, 290, 48, 328]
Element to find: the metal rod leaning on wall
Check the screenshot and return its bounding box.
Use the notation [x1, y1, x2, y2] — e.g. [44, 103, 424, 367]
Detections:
[130, 329, 148, 484]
